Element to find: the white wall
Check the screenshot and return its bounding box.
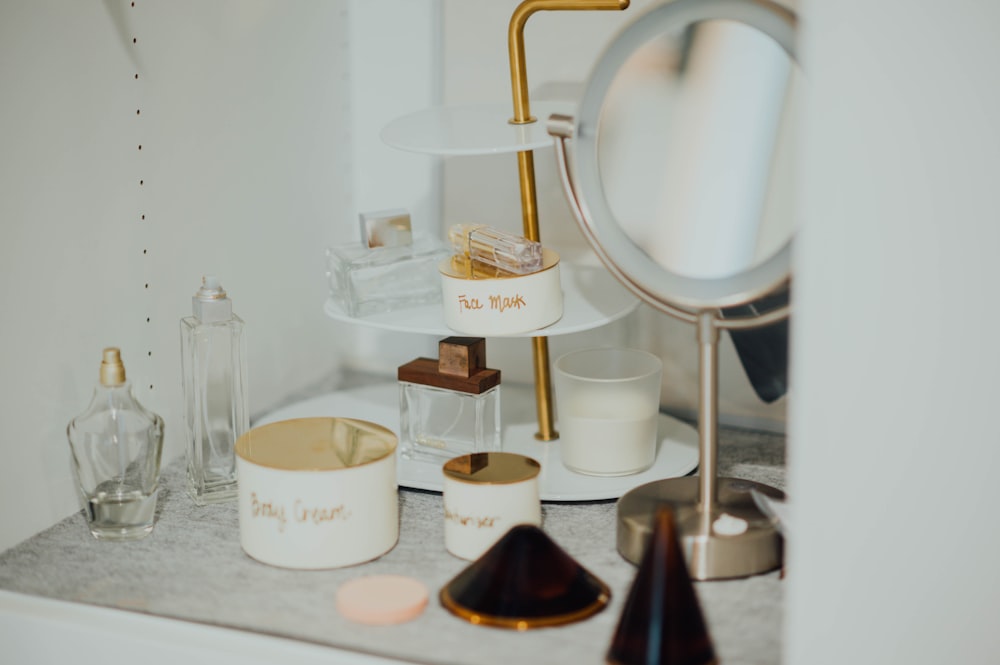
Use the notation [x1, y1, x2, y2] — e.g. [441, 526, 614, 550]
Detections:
[787, 0, 1000, 662]
[0, 0, 438, 552]
[338, 0, 444, 373]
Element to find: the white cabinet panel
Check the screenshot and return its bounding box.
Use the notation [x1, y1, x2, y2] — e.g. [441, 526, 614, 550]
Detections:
[0, 0, 439, 551]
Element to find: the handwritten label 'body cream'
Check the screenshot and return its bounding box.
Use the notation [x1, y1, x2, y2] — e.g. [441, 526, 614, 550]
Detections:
[250, 492, 352, 533]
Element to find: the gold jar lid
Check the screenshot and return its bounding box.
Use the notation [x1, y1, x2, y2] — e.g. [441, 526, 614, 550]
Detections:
[439, 248, 559, 280]
[442, 452, 541, 485]
[235, 417, 396, 471]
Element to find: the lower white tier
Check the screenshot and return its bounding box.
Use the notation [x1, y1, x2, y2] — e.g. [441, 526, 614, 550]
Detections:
[256, 382, 699, 502]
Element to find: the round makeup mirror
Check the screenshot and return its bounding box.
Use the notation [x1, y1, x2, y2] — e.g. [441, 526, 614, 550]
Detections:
[548, 0, 797, 579]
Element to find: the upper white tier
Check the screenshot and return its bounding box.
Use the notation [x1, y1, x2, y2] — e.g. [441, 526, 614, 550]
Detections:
[380, 101, 575, 156]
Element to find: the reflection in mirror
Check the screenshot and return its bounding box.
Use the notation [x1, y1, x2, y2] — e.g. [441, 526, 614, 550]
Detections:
[596, 18, 797, 280]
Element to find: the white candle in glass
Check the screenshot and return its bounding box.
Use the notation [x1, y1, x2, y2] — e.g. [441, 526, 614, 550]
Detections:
[554, 348, 663, 477]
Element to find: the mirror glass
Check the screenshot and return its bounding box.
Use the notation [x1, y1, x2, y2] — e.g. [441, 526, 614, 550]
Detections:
[559, 0, 800, 401]
[586, 13, 798, 284]
[545, 3, 800, 579]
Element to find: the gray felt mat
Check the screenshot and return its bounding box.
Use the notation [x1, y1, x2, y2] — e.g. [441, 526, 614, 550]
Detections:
[0, 426, 785, 665]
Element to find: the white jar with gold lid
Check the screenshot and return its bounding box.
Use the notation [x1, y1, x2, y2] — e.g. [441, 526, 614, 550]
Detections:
[439, 249, 563, 336]
[235, 417, 398, 569]
[442, 452, 542, 560]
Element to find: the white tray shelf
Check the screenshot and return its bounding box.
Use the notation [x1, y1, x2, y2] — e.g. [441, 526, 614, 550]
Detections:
[325, 260, 639, 337]
[380, 101, 575, 156]
[328, 102, 667, 501]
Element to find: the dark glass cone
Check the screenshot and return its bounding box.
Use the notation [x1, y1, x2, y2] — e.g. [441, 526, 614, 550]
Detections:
[440, 524, 611, 630]
[607, 508, 717, 665]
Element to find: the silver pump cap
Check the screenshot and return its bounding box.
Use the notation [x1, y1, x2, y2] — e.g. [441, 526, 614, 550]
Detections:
[192, 275, 233, 323]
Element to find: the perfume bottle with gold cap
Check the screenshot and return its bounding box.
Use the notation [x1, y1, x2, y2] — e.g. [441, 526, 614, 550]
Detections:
[398, 337, 501, 461]
[327, 208, 450, 317]
[180, 276, 248, 505]
[67, 348, 164, 540]
[447, 223, 543, 275]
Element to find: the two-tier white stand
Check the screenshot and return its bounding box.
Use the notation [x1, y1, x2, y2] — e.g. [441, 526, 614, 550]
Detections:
[257, 99, 699, 501]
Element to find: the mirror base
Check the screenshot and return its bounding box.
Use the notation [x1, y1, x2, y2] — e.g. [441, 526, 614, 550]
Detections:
[617, 475, 783, 580]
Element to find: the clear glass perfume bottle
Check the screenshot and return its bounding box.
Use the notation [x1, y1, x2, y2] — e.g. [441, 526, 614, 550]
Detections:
[398, 337, 501, 461]
[180, 276, 248, 505]
[67, 348, 164, 540]
[326, 209, 450, 317]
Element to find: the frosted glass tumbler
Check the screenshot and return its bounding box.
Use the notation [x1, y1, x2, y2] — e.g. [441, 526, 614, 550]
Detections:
[554, 348, 663, 476]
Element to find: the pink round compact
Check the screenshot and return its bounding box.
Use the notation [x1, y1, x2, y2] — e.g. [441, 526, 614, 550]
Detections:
[335, 575, 429, 625]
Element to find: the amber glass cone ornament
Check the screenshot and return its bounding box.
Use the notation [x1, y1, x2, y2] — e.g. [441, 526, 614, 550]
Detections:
[440, 524, 610, 629]
[607, 508, 717, 665]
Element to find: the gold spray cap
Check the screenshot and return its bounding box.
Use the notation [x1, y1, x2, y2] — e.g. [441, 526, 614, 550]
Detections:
[99, 347, 126, 387]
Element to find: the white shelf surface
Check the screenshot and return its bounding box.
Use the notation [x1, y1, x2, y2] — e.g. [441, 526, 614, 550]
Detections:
[256, 382, 699, 502]
[380, 101, 576, 156]
[325, 260, 639, 337]
[0, 590, 400, 665]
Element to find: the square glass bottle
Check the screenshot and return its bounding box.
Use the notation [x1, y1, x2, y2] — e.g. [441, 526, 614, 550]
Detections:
[326, 209, 450, 317]
[398, 337, 501, 461]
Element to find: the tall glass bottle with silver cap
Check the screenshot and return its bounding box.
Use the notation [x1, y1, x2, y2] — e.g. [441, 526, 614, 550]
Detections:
[67, 348, 164, 540]
[180, 276, 248, 505]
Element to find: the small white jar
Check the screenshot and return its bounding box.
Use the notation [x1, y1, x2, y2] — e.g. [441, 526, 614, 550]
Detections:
[439, 249, 563, 336]
[236, 417, 398, 569]
[442, 452, 542, 561]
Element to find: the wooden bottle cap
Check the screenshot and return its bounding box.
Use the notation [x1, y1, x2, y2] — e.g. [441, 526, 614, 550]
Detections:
[398, 337, 500, 395]
[438, 337, 486, 377]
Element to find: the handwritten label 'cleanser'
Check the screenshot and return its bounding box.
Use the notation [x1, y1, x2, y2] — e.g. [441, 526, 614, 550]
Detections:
[444, 506, 500, 529]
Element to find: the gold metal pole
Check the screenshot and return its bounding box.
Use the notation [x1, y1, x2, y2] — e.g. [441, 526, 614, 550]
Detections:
[507, 0, 629, 441]
[508, 1, 629, 126]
